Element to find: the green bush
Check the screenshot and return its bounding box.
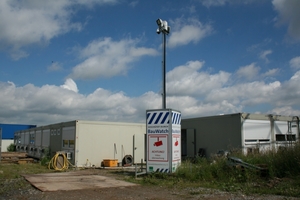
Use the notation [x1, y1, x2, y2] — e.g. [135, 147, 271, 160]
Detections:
[6, 143, 16, 152]
[40, 147, 51, 166]
[234, 142, 300, 178]
[140, 142, 300, 197]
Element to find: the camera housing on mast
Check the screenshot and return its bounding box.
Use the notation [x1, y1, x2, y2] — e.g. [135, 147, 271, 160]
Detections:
[156, 18, 170, 35]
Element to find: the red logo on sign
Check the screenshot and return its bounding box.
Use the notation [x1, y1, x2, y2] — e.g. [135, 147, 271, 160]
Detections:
[154, 140, 163, 146]
[175, 140, 178, 146]
[154, 137, 163, 146]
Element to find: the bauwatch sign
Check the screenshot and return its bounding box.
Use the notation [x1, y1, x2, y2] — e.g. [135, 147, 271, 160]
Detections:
[146, 109, 181, 173]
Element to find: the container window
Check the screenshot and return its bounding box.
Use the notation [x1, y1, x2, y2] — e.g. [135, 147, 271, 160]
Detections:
[30, 133, 35, 145]
[245, 139, 257, 143]
[287, 134, 296, 141]
[276, 134, 286, 141]
[51, 130, 56, 136]
[63, 140, 69, 147]
[69, 140, 75, 148]
[258, 139, 270, 143]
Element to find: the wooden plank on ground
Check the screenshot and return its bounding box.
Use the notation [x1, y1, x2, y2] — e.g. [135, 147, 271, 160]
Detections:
[18, 158, 35, 164]
[23, 171, 137, 192]
[1, 152, 27, 158]
[0, 152, 32, 164]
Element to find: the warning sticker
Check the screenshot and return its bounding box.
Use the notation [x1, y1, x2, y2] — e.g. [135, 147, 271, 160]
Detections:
[172, 134, 181, 161]
[148, 134, 168, 162]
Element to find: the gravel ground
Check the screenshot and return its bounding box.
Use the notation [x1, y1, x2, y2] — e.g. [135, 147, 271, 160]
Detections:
[1, 169, 299, 200]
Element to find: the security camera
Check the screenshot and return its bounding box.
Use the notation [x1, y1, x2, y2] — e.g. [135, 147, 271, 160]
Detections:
[156, 19, 162, 26]
[156, 28, 161, 34]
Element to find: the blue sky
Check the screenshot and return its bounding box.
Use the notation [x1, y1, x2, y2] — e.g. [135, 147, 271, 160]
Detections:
[1, 0, 300, 126]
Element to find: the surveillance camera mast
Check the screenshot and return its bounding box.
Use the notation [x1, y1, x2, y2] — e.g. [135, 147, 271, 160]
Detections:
[146, 19, 181, 174]
[156, 18, 170, 109]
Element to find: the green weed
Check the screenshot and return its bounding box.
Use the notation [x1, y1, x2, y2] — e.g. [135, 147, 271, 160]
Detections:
[137, 142, 300, 197]
[0, 163, 52, 196]
[6, 143, 16, 152]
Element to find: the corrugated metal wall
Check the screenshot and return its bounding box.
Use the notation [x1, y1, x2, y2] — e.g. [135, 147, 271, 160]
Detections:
[182, 114, 242, 158]
[182, 113, 299, 158]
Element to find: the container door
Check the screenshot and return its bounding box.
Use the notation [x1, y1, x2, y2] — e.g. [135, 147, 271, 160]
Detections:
[181, 129, 195, 158]
[186, 129, 195, 157]
[50, 129, 62, 158]
[62, 127, 75, 164]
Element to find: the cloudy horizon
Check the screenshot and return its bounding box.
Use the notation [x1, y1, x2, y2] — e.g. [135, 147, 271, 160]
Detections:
[0, 0, 300, 126]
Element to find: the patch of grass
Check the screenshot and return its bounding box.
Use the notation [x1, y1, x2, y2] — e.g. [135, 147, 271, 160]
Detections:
[0, 177, 29, 196]
[0, 163, 53, 196]
[134, 142, 300, 198]
[0, 163, 51, 179]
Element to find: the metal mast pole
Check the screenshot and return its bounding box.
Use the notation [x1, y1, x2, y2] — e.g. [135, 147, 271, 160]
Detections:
[156, 18, 170, 109]
[162, 32, 166, 109]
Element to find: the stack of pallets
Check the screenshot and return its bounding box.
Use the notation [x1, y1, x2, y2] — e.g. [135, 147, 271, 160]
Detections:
[0, 152, 35, 164]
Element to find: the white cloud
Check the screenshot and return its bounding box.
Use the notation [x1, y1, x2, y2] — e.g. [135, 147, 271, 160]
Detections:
[60, 78, 79, 93]
[76, 0, 118, 6]
[206, 81, 281, 106]
[168, 18, 213, 48]
[232, 63, 278, 81]
[273, 0, 300, 41]
[200, 0, 258, 7]
[289, 56, 300, 70]
[167, 97, 242, 118]
[0, 81, 80, 121]
[0, 0, 118, 60]
[48, 62, 63, 71]
[272, 70, 300, 106]
[0, 80, 139, 125]
[263, 68, 279, 77]
[290, 71, 300, 80]
[200, 0, 227, 7]
[129, 1, 138, 7]
[1, 64, 300, 125]
[270, 106, 300, 116]
[69, 37, 158, 80]
[259, 50, 272, 63]
[166, 60, 230, 97]
[235, 63, 260, 81]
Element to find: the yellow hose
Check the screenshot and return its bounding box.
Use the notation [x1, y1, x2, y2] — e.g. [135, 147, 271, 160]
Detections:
[48, 152, 73, 171]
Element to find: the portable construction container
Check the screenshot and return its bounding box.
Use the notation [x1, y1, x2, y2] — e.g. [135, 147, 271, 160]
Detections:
[15, 120, 146, 167]
[181, 113, 299, 158]
[0, 124, 36, 152]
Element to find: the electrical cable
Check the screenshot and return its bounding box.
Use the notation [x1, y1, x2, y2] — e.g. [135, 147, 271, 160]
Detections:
[48, 152, 74, 171]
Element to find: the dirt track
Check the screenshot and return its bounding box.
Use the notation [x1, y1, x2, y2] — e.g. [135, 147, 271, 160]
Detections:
[2, 169, 299, 200]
